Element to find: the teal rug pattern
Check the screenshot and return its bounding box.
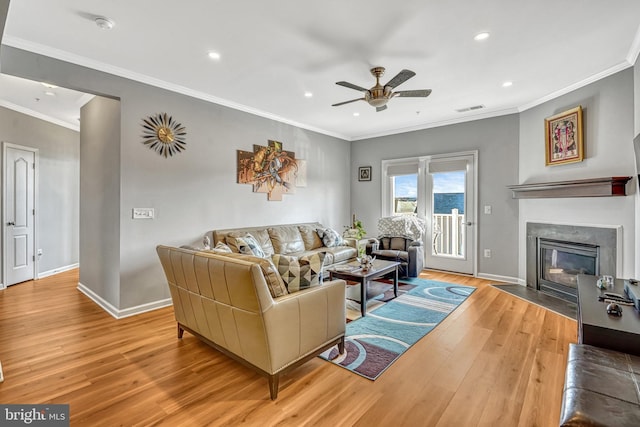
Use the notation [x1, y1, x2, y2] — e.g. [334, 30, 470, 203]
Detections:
[320, 278, 475, 380]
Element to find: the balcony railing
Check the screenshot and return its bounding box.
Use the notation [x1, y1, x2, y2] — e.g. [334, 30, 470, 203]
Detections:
[433, 209, 465, 257]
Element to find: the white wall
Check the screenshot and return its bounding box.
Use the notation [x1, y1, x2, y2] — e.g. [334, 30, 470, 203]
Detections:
[518, 69, 636, 280]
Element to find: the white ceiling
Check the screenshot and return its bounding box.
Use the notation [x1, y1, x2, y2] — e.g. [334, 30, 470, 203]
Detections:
[2, 0, 640, 140]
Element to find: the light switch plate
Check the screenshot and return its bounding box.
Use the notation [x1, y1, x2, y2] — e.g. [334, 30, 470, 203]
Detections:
[133, 208, 154, 219]
[484, 205, 492, 214]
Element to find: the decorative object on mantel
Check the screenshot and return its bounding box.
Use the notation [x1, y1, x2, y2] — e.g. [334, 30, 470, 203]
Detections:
[237, 140, 307, 201]
[358, 166, 372, 181]
[545, 106, 583, 166]
[141, 113, 187, 158]
[507, 176, 632, 199]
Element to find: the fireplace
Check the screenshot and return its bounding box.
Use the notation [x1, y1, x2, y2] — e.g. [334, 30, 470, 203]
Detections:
[526, 222, 619, 302]
[537, 238, 599, 301]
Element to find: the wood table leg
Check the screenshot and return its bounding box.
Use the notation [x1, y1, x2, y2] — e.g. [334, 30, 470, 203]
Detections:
[393, 266, 398, 298]
[361, 278, 367, 317]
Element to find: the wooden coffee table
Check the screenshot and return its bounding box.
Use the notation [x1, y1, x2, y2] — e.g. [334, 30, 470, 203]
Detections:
[328, 259, 400, 317]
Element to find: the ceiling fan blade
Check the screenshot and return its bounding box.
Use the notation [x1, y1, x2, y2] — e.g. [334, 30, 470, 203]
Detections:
[376, 105, 388, 112]
[394, 89, 432, 98]
[384, 69, 416, 89]
[336, 81, 369, 92]
[332, 98, 365, 107]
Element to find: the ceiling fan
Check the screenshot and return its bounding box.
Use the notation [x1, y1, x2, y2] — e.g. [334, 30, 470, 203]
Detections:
[332, 67, 432, 112]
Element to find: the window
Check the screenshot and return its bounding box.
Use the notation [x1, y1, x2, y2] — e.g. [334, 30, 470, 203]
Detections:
[392, 174, 418, 215]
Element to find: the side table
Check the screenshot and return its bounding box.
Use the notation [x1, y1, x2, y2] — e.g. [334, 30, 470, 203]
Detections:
[576, 274, 640, 356]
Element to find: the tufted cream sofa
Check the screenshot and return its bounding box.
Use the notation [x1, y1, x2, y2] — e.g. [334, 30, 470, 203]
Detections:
[156, 245, 346, 399]
[211, 222, 358, 274]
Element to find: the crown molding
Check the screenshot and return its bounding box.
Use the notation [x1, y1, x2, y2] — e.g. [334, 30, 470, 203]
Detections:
[350, 107, 520, 141]
[626, 23, 640, 65]
[518, 61, 632, 112]
[2, 34, 638, 142]
[0, 99, 79, 131]
[2, 36, 350, 141]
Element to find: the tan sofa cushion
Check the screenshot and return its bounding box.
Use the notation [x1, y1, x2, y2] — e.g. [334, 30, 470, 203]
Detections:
[323, 246, 358, 263]
[268, 226, 305, 254]
[271, 253, 325, 293]
[298, 225, 323, 250]
[219, 252, 288, 298]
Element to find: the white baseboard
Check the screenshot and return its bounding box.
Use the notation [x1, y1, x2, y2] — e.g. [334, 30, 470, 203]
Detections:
[38, 263, 79, 279]
[77, 282, 172, 319]
[477, 272, 524, 285]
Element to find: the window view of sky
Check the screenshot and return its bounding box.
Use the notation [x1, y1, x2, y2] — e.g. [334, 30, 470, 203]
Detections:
[394, 171, 465, 197]
[433, 171, 465, 193]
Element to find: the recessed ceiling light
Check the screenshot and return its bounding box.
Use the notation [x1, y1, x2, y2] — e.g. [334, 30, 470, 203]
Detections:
[44, 91, 56, 97]
[353, 112, 360, 117]
[95, 17, 115, 30]
[502, 81, 513, 87]
[474, 32, 490, 41]
[41, 82, 58, 89]
[304, 92, 313, 98]
[208, 51, 221, 60]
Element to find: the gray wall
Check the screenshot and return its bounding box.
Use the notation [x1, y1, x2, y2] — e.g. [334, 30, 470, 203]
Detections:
[80, 96, 121, 306]
[1, 46, 350, 311]
[351, 114, 520, 279]
[518, 69, 636, 279]
[0, 106, 80, 278]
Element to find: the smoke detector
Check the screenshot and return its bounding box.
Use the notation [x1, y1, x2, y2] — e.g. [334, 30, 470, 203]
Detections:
[95, 17, 115, 30]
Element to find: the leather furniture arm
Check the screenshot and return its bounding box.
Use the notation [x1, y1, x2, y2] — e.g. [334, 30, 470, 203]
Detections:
[365, 238, 379, 255]
[263, 279, 346, 372]
[407, 241, 424, 278]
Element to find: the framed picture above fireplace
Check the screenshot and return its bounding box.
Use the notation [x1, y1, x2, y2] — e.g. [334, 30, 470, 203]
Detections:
[545, 106, 584, 166]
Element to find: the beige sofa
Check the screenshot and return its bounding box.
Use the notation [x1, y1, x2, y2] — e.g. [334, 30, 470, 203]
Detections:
[156, 245, 346, 399]
[211, 222, 358, 274]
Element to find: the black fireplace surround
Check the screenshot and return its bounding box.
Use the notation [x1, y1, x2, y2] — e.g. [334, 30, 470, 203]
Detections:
[526, 223, 617, 301]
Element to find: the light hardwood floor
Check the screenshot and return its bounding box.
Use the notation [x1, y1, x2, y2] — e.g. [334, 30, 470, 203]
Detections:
[0, 269, 576, 426]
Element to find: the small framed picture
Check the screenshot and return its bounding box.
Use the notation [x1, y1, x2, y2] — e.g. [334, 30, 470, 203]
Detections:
[358, 166, 372, 181]
[545, 106, 584, 166]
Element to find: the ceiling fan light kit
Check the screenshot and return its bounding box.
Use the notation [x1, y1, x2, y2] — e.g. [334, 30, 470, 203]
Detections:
[332, 66, 431, 112]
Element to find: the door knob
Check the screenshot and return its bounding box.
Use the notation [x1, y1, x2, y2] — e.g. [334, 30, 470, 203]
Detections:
[6, 221, 15, 226]
[465, 222, 473, 226]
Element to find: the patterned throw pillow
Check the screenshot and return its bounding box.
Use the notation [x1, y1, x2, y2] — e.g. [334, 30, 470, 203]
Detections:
[218, 252, 288, 298]
[271, 253, 326, 293]
[316, 228, 344, 248]
[212, 242, 232, 253]
[227, 233, 266, 257]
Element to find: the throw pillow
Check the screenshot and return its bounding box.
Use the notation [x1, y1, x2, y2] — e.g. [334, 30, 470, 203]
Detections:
[271, 253, 326, 293]
[317, 228, 344, 248]
[298, 225, 324, 250]
[226, 233, 266, 257]
[218, 252, 288, 298]
[213, 242, 232, 253]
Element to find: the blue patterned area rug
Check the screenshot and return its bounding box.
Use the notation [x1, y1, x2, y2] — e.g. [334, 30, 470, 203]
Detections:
[319, 278, 475, 380]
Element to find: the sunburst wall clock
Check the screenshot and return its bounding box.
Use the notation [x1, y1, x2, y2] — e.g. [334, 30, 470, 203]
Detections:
[141, 113, 187, 157]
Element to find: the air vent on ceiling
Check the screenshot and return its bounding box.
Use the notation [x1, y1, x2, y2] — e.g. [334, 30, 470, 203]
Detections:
[455, 104, 485, 113]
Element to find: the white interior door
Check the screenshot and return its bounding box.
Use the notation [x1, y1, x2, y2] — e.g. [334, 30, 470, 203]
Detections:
[424, 153, 476, 275]
[4, 145, 36, 286]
